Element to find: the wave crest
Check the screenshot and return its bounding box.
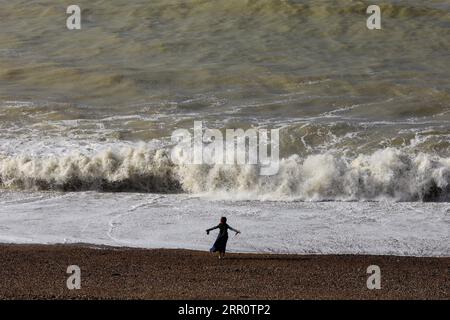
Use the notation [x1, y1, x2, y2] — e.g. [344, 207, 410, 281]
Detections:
[0, 148, 180, 193]
[1, 147, 450, 201]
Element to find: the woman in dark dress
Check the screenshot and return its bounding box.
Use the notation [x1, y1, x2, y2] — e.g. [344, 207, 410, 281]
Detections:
[206, 217, 240, 259]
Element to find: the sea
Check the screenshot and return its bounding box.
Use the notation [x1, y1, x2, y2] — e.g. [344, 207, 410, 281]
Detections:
[0, 0, 449, 256]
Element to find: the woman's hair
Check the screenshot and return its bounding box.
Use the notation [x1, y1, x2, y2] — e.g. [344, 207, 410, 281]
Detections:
[220, 216, 227, 224]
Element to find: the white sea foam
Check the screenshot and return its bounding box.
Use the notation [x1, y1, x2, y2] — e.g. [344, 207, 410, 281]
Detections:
[1, 146, 450, 201]
[0, 191, 448, 256]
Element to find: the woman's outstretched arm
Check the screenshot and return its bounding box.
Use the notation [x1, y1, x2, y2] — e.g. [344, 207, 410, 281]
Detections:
[206, 225, 219, 234]
[228, 225, 241, 234]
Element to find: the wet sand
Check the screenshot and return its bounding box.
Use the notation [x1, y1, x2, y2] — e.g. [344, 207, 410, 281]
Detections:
[0, 244, 448, 300]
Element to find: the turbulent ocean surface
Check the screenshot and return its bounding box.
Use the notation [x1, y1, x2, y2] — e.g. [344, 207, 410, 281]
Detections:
[0, 1, 449, 255]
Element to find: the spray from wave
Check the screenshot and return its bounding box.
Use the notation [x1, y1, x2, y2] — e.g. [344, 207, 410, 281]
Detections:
[0, 148, 180, 193]
[1, 147, 449, 202]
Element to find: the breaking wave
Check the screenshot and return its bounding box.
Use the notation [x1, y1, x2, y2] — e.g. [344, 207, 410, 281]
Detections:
[1, 147, 450, 202]
[0, 148, 180, 193]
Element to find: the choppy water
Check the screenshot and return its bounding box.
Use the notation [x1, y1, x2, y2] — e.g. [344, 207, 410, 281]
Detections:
[1, 0, 450, 201]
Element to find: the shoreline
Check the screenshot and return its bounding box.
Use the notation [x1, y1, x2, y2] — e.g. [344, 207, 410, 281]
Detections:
[0, 244, 448, 300]
[0, 242, 448, 258]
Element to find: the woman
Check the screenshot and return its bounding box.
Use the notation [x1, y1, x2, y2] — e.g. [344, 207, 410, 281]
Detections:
[206, 217, 240, 259]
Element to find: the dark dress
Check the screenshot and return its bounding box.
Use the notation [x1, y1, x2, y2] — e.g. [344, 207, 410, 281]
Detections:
[208, 223, 238, 253]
